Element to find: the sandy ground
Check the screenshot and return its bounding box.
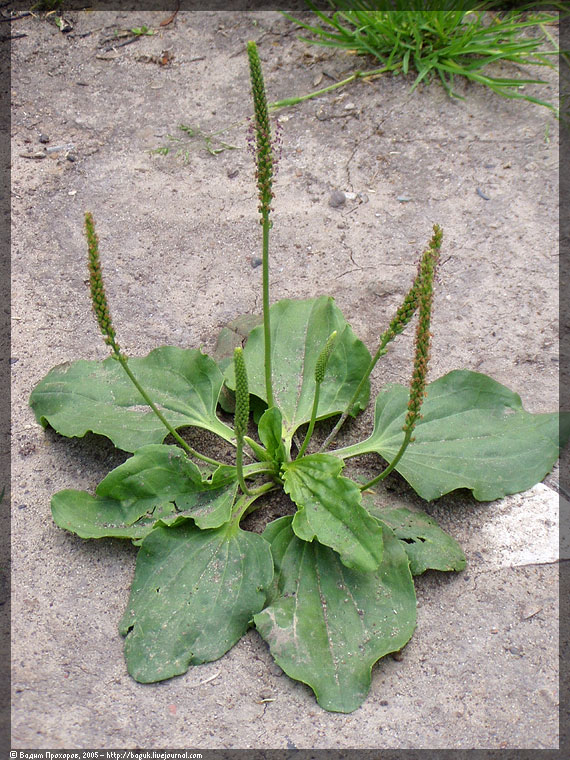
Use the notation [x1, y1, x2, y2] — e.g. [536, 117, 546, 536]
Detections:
[10, 10, 564, 751]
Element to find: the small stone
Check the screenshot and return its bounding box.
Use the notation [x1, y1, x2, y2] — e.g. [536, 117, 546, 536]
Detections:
[66, 153, 77, 162]
[251, 257, 262, 268]
[227, 168, 239, 179]
[38, 133, 50, 144]
[344, 191, 357, 201]
[329, 190, 346, 208]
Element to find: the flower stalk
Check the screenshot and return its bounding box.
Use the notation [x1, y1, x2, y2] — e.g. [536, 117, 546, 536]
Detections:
[297, 331, 337, 459]
[247, 40, 275, 408]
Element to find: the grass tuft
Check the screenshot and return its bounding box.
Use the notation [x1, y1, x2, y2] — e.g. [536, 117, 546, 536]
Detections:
[283, 2, 563, 114]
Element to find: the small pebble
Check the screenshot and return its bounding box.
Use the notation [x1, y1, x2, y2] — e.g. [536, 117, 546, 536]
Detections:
[66, 154, 77, 162]
[38, 133, 50, 144]
[329, 190, 346, 208]
[251, 257, 262, 268]
[397, 195, 411, 202]
[227, 168, 239, 179]
[344, 191, 357, 201]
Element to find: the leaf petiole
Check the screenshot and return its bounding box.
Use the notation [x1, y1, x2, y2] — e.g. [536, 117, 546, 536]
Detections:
[232, 480, 278, 525]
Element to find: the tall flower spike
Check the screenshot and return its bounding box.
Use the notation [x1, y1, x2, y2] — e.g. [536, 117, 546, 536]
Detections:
[359, 225, 443, 492]
[247, 40, 275, 408]
[85, 212, 121, 357]
[84, 213, 222, 468]
[382, 224, 443, 346]
[320, 225, 443, 454]
[403, 224, 442, 434]
[247, 40, 274, 223]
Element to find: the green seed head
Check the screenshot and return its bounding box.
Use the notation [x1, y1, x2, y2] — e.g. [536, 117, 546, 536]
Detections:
[383, 224, 443, 345]
[314, 331, 338, 385]
[247, 40, 274, 221]
[233, 347, 250, 440]
[85, 212, 121, 356]
[403, 225, 442, 433]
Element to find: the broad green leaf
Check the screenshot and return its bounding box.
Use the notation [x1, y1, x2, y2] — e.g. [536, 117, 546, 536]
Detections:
[225, 297, 371, 443]
[374, 507, 466, 575]
[30, 346, 235, 453]
[51, 445, 238, 539]
[335, 370, 568, 501]
[257, 407, 286, 464]
[119, 521, 274, 682]
[52, 489, 176, 541]
[254, 516, 416, 713]
[283, 454, 383, 572]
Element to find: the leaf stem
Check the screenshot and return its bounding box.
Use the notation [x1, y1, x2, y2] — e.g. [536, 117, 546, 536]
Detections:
[232, 479, 278, 524]
[242, 461, 277, 478]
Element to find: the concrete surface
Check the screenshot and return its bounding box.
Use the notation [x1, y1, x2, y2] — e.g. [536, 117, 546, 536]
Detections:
[11, 10, 563, 751]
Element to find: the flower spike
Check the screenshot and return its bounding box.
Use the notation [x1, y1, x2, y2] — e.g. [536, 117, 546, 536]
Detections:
[85, 212, 121, 357]
[247, 40, 274, 223]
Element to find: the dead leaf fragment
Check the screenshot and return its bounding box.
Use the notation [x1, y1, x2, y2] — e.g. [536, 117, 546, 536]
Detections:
[521, 605, 543, 620]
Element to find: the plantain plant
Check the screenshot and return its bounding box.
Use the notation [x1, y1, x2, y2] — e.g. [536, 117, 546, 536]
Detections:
[30, 41, 567, 713]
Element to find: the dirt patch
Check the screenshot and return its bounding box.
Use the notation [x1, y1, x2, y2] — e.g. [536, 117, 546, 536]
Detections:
[11, 10, 561, 750]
